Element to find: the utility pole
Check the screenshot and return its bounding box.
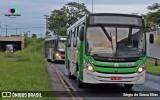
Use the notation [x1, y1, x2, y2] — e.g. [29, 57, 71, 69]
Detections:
[41, 33, 42, 38]
[20, 28, 22, 35]
[92, 0, 94, 13]
[0, 25, 1, 37]
[44, 15, 49, 37]
[28, 31, 30, 37]
[5, 25, 8, 36]
[16, 28, 17, 35]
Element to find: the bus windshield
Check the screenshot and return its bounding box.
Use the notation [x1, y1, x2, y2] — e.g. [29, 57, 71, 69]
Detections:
[86, 26, 145, 58]
[58, 42, 66, 51]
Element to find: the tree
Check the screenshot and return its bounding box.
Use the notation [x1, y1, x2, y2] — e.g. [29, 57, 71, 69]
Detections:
[145, 3, 160, 29]
[47, 2, 90, 36]
[32, 34, 37, 38]
[61, 2, 90, 26]
[24, 32, 28, 37]
[146, 11, 160, 25]
[47, 10, 68, 36]
[147, 3, 160, 11]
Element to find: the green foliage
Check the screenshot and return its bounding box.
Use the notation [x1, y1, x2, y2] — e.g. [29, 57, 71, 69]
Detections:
[0, 38, 55, 99]
[48, 2, 90, 36]
[48, 10, 68, 36]
[14, 38, 45, 62]
[147, 60, 160, 74]
[145, 3, 160, 29]
[147, 3, 160, 11]
[61, 2, 90, 26]
[145, 11, 160, 27]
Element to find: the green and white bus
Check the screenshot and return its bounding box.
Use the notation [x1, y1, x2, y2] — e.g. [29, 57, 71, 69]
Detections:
[65, 13, 151, 89]
[45, 36, 66, 62]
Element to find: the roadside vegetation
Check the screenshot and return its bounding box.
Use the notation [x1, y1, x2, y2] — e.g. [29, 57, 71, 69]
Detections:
[147, 60, 160, 75]
[156, 38, 160, 44]
[0, 38, 56, 100]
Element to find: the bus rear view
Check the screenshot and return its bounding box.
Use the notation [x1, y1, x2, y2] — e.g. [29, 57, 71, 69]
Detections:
[66, 13, 146, 90]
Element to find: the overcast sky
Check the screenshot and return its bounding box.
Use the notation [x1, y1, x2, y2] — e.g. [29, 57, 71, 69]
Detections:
[0, 0, 159, 37]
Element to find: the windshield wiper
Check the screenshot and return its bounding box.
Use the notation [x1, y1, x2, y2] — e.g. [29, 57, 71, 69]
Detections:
[100, 26, 112, 41]
[128, 27, 132, 45]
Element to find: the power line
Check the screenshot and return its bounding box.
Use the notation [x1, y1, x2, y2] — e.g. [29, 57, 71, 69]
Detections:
[9, 25, 44, 28]
[1, 16, 43, 20]
[0, 27, 45, 30]
[3, 22, 45, 25]
[15, 17, 43, 20]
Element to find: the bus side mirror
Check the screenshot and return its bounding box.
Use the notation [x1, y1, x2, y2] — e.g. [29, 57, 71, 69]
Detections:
[79, 27, 84, 41]
[149, 34, 154, 44]
[67, 37, 71, 47]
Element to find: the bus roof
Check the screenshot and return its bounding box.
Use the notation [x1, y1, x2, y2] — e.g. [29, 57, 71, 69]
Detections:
[67, 13, 143, 33]
[67, 15, 87, 31]
[45, 36, 66, 42]
[88, 13, 142, 18]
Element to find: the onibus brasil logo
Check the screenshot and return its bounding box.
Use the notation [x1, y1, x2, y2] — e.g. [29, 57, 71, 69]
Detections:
[5, 8, 21, 17]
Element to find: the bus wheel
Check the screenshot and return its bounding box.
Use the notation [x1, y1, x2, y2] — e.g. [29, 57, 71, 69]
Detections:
[68, 62, 73, 79]
[77, 71, 84, 88]
[124, 84, 133, 90]
[53, 60, 57, 63]
[47, 59, 51, 62]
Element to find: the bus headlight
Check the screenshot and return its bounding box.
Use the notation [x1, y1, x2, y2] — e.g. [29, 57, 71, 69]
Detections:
[55, 53, 61, 59]
[56, 53, 59, 57]
[86, 65, 94, 72]
[84, 61, 94, 72]
[137, 63, 146, 73]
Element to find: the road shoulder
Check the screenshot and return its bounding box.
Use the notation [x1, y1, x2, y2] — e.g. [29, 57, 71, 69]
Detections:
[46, 62, 72, 100]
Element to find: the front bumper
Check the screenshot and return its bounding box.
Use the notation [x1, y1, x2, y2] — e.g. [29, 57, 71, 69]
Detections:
[83, 69, 145, 84]
[54, 55, 65, 61]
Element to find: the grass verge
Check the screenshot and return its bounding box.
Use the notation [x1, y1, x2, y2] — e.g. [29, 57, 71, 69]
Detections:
[147, 60, 160, 75]
[0, 38, 56, 100]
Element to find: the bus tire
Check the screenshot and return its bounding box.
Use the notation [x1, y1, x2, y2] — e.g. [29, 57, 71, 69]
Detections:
[68, 61, 74, 79]
[53, 60, 57, 63]
[77, 70, 84, 88]
[124, 84, 133, 90]
[47, 59, 51, 62]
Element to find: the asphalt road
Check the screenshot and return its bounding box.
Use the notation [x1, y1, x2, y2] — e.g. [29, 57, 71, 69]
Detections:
[147, 33, 160, 59]
[147, 42, 160, 59]
[50, 62, 160, 100]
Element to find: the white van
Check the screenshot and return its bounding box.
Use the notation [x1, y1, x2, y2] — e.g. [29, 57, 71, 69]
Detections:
[6, 44, 14, 52]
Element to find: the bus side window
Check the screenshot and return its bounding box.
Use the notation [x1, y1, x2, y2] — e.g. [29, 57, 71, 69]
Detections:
[52, 40, 55, 48]
[49, 41, 52, 48]
[46, 42, 48, 48]
[68, 31, 71, 47]
[75, 26, 80, 47]
[47, 41, 49, 48]
[51, 41, 52, 48]
[74, 28, 76, 38]
[73, 28, 77, 47]
[78, 25, 83, 41]
[48, 41, 50, 48]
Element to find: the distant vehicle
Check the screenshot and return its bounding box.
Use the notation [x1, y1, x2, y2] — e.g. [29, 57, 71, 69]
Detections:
[65, 13, 154, 89]
[45, 36, 66, 62]
[6, 44, 17, 52]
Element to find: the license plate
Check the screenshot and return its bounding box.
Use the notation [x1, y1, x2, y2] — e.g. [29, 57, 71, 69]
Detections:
[111, 76, 122, 80]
